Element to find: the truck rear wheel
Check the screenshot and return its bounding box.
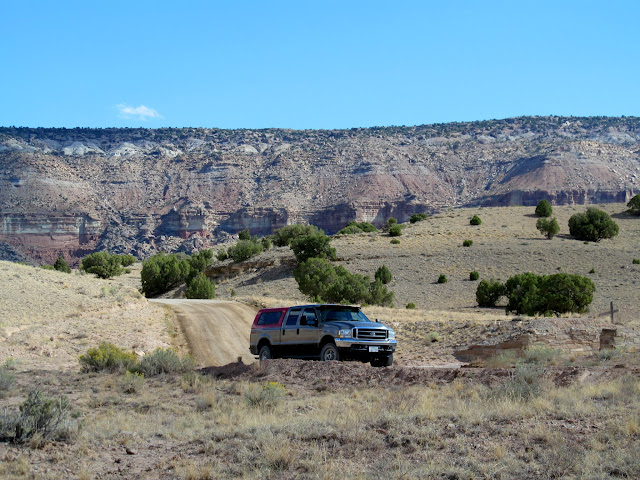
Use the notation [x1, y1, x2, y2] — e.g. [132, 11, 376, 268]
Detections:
[258, 344, 272, 361]
[320, 343, 340, 362]
[371, 354, 393, 367]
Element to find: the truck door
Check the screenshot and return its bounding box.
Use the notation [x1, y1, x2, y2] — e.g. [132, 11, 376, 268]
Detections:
[299, 307, 322, 353]
[280, 308, 301, 356]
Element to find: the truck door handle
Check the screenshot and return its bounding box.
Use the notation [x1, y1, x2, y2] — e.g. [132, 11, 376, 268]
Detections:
[282, 329, 285, 336]
[297, 328, 299, 335]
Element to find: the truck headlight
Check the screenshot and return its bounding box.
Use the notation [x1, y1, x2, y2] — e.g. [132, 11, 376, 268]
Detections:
[337, 329, 352, 338]
[388, 329, 396, 340]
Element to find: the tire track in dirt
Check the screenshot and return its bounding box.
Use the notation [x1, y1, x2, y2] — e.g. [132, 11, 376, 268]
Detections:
[150, 299, 258, 366]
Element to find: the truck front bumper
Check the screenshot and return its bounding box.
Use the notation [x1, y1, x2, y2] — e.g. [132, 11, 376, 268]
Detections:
[335, 338, 396, 354]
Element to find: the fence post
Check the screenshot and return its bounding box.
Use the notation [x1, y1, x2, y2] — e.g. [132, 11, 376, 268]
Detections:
[610, 301, 614, 324]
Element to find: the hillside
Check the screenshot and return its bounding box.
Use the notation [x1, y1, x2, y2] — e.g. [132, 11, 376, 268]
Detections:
[1, 203, 640, 478]
[215, 203, 640, 327]
[1, 116, 639, 264]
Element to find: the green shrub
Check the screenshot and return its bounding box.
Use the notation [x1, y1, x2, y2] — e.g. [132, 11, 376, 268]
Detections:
[80, 252, 124, 279]
[388, 224, 403, 237]
[589, 268, 596, 274]
[535, 200, 553, 217]
[136, 348, 195, 377]
[3, 390, 73, 443]
[406, 302, 416, 309]
[476, 279, 505, 307]
[338, 221, 378, 234]
[494, 362, 543, 401]
[387, 218, 398, 226]
[238, 229, 251, 241]
[390, 239, 401, 244]
[504, 272, 595, 316]
[261, 237, 272, 250]
[522, 345, 559, 365]
[633, 259, 640, 265]
[121, 371, 145, 394]
[79, 343, 138, 373]
[41, 264, 55, 270]
[598, 348, 618, 361]
[568, 208, 619, 242]
[141, 253, 191, 297]
[410, 213, 429, 224]
[53, 256, 71, 273]
[469, 271, 480, 281]
[0, 367, 15, 398]
[437, 274, 447, 284]
[627, 194, 640, 216]
[181, 371, 203, 393]
[293, 258, 394, 306]
[470, 215, 482, 226]
[338, 224, 363, 235]
[357, 222, 378, 233]
[272, 224, 320, 247]
[117, 254, 136, 267]
[374, 265, 392, 284]
[367, 279, 395, 307]
[216, 249, 228, 261]
[536, 217, 560, 239]
[462, 239, 473, 247]
[504, 273, 543, 315]
[227, 239, 263, 262]
[188, 249, 212, 273]
[185, 273, 215, 299]
[427, 332, 441, 343]
[244, 381, 285, 411]
[290, 232, 336, 263]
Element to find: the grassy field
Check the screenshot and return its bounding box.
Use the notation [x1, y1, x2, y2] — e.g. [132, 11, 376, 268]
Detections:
[1, 202, 640, 478]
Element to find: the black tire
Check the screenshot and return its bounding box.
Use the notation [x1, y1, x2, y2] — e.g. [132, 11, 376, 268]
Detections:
[371, 354, 393, 367]
[258, 344, 272, 361]
[320, 343, 340, 362]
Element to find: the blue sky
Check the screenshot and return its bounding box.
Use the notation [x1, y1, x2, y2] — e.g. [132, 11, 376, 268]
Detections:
[1, 0, 638, 129]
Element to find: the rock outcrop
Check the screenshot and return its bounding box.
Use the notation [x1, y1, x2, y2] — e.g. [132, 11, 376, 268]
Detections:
[1, 116, 639, 263]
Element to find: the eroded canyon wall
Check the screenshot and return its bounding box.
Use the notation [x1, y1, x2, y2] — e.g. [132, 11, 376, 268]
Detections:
[1, 117, 639, 263]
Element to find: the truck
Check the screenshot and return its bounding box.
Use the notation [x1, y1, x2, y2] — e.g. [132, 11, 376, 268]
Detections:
[249, 303, 397, 367]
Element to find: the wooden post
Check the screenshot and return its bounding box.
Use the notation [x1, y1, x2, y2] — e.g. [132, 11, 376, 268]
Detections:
[610, 301, 614, 324]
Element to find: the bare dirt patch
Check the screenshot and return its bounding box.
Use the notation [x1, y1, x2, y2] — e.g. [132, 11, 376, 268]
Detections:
[151, 299, 258, 366]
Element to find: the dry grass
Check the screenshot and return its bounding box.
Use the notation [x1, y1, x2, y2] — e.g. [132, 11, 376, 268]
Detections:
[2, 366, 638, 479]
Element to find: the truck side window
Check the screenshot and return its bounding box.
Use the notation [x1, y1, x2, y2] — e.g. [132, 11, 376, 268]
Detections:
[285, 309, 300, 326]
[302, 308, 317, 325]
[257, 311, 282, 325]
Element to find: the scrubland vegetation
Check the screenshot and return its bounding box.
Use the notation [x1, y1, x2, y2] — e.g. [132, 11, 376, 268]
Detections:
[1, 201, 640, 478]
[1, 354, 640, 479]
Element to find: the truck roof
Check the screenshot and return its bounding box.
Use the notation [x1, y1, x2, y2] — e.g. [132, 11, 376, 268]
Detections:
[259, 304, 361, 311]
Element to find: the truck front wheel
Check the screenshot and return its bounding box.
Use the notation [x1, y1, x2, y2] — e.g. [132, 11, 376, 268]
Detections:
[320, 343, 340, 362]
[258, 345, 272, 361]
[371, 354, 393, 367]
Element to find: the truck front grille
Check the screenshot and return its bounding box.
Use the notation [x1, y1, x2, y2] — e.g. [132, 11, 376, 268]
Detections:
[354, 328, 387, 340]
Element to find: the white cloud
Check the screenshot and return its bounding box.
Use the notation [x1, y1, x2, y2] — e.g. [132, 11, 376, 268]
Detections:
[116, 104, 162, 120]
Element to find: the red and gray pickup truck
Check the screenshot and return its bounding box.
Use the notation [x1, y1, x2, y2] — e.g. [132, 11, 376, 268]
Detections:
[249, 304, 397, 367]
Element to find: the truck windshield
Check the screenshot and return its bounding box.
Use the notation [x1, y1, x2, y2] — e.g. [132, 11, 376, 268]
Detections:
[317, 307, 371, 323]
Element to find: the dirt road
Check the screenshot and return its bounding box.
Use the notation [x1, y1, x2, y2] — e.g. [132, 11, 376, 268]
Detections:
[151, 299, 258, 366]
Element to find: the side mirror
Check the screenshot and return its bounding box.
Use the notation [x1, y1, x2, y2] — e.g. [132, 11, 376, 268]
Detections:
[307, 318, 318, 327]
[375, 318, 381, 323]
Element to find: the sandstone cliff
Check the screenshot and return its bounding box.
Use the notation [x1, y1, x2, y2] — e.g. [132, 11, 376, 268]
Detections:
[1, 116, 639, 263]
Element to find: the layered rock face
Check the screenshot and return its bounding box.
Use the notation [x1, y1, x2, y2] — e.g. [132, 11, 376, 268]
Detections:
[1, 117, 639, 263]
